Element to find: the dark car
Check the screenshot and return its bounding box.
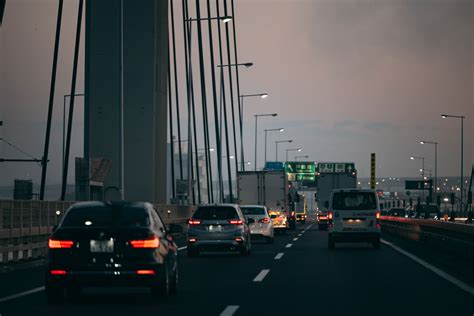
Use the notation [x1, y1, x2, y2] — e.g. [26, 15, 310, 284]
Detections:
[187, 204, 252, 257]
[46, 201, 181, 304]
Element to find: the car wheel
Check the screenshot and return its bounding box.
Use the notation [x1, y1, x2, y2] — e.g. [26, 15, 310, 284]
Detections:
[45, 285, 65, 305]
[266, 236, 274, 244]
[187, 247, 199, 258]
[152, 264, 170, 301]
[66, 285, 82, 303]
[328, 236, 335, 249]
[372, 238, 381, 249]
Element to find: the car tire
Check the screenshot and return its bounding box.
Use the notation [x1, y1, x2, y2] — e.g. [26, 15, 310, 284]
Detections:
[152, 264, 170, 301]
[266, 236, 274, 244]
[372, 237, 381, 249]
[328, 236, 335, 249]
[187, 247, 199, 258]
[45, 285, 65, 305]
[66, 285, 82, 303]
[240, 243, 251, 257]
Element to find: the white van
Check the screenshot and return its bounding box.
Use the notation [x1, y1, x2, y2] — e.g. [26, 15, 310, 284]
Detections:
[327, 189, 381, 249]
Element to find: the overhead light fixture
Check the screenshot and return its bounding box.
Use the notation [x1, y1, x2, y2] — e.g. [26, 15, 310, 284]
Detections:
[261, 94, 269, 99]
[221, 16, 232, 23]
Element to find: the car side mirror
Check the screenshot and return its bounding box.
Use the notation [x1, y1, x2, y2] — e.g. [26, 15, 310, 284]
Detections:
[324, 201, 329, 209]
[270, 215, 277, 219]
[168, 223, 183, 235]
[247, 218, 255, 224]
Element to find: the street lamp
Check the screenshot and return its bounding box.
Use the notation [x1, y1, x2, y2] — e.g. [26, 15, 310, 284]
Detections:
[441, 113, 466, 213]
[275, 140, 293, 162]
[254, 113, 277, 170]
[186, 16, 232, 23]
[295, 155, 309, 161]
[264, 128, 284, 165]
[411, 156, 425, 199]
[420, 140, 438, 200]
[217, 62, 253, 68]
[239, 93, 268, 171]
[286, 148, 302, 161]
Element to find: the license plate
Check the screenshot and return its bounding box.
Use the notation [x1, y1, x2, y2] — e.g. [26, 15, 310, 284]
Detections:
[90, 239, 114, 253]
[208, 225, 222, 232]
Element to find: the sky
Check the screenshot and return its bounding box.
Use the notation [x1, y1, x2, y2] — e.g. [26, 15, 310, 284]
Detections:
[0, 0, 473, 190]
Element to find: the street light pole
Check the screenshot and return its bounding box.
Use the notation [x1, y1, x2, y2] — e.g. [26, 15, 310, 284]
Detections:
[420, 140, 438, 202]
[411, 156, 425, 200]
[275, 140, 293, 162]
[442, 114, 466, 213]
[286, 148, 302, 162]
[254, 113, 277, 171]
[295, 155, 309, 161]
[240, 93, 268, 171]
[264, 128, 284, 165]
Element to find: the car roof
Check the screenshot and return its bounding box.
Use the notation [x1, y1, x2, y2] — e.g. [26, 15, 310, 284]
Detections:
[332, 188, 377, 193]
[240, 205, 265, 208]
[68, 201, 153, 211]
[197, 203, 240, 209]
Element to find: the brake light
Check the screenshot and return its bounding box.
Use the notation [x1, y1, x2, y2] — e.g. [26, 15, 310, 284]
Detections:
[130, 236, 160, 248]
[136, 270, 156, 275]
[188, 219, 201, 225]
[259, 217, 271, 224]
[375, 211, 381, 219]
[328, 212, 333, 220]
[234, 237, 243, 243]
[290, 211, 295, 217]
[50, 270, 67, 275]
[188, 237, 197, 243]
[48, 239, 74, 249]
[228, 219, 243, 225]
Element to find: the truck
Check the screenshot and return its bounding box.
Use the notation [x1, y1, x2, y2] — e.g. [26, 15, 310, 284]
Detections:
[315, 162, 357, 215]
[294, 194, 307, 224]
[237, 171, 296, 231]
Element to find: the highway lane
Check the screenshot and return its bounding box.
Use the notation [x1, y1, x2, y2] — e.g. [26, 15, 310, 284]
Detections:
[1, 220, 473, 316]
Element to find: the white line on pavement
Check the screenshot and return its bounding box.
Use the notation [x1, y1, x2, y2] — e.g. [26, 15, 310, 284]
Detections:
[220, 305, 240, 316]
[298, 234, 302, 237]
[285, 243, 293, 248]
[253, 269, 270, 282]
[381, 239, 474, 296]
[178, 246, 187, 251]
[0, 286, 45, 303]
[274, 253, 284, 260]
[293, 237, 298, 241]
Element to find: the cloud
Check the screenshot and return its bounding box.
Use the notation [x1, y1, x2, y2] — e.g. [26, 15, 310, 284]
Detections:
[365, 121, 401, 131]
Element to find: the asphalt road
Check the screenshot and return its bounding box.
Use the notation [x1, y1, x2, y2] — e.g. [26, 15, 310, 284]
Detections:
[0, 220, 473, 316]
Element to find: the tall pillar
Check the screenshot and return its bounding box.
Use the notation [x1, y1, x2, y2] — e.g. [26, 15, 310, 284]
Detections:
[85, 0, 168, 203]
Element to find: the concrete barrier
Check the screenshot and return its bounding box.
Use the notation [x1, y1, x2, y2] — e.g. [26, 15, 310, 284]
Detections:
[381, 216, 474, 261]
[0, 200, 194, 263]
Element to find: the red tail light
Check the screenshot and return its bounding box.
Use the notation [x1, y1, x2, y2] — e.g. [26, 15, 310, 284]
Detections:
[130, 236, 160, 248]
[50, 270, 67, 275]
[259, 217, 271, 224]
[136, 270, 156, 275]
[328, 212, 333, 220]
[234, 237, 243, 243]
[188, 237, 197, 243]
[290, 211, 295, 217]
[48, 239, 74, 249]
[375, 211, 381, 219]
[188, 219, 202, 225]
[228, 219, 243, 225]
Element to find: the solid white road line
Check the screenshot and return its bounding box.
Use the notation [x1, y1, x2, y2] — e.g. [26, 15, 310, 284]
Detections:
[253, 269, 270, 282]
[285, 243, 293, 248]
[274, 252, 285, 260]
[298, 234, 302, 237]
[381, 239, 474, 296]
[293, 237, 298, 241]
[0, 286, 45, 303]
[220, 305, 240, 316]
[178, 246, 187, 251]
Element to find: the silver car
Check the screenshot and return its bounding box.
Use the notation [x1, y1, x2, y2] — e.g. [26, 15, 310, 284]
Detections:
[241, 205, 274, 244]
[187, 204, 252, 257]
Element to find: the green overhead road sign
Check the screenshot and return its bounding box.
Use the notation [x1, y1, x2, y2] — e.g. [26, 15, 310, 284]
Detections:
[285, 162, 315, 174]
[317, 162, 356, 173]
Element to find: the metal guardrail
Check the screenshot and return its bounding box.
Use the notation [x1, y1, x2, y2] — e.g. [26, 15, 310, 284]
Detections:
[381, 216, 474, 261]
[0, 200, 194, 264]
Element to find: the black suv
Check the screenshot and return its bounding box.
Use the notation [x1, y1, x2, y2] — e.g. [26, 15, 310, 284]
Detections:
[46, 201, 181, 303]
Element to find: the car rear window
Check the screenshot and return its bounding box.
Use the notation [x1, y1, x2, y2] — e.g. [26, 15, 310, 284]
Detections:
[332, 192, 377, 210]
[61, 206, 150, 228]
[240, 207, 266, 215]
[193, 206, 239, 220]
